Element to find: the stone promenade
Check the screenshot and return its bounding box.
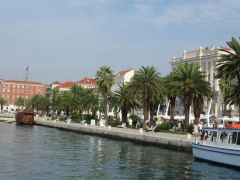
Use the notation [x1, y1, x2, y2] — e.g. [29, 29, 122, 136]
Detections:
[35, 119, 195, 152]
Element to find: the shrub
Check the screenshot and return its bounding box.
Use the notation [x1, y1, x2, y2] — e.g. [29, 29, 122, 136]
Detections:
[71, 111, 81, 123]
[154, 123, 170, 132]
[186, 124, 194, 134]
[59, 116, 67, 122]
[107, 117, 121, 127]
[129, 114, 141, 127]
[82, 114, 95, 124]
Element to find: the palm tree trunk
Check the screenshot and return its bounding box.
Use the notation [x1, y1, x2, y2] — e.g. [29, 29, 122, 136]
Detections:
[121, 107, 128, 123]
[143, 94, 149, 121]
[170, 97, 176, 125]
[238, 103, 240, 122]
[223, 102, 227, 116]
[104, 90, 108, 119]
[183, 95, 192, 129]
[193, 97, 203, 124]
[149, 102, 155, 121]
[238, 78, 240, 122]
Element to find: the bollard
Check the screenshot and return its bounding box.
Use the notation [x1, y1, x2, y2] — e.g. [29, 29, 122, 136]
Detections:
[108, 125, 111, 129]
[187, 133, 191, 140]
[139, 128, 143, 134]
[84, 123, 88, 126]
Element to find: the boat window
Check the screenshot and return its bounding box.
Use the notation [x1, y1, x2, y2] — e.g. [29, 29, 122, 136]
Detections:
[237, 132, 240, 145]
[212, 131, 217, 142]
[232, 132, 237, 144]
[220, 131, 228, 143]
[200, 130, 205, 140]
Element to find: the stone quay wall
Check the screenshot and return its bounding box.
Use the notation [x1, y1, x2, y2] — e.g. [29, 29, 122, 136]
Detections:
[35, 119, 194, 152]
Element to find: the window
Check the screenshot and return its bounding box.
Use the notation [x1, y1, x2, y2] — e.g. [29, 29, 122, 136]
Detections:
[232, 132, 237, 144]
[220, 131, 228, 143]
[212, 131, 218, 142]
[202, 62, 206, 72]
[237, 132, 240, 145]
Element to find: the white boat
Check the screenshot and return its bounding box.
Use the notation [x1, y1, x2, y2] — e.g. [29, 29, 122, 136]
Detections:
[192, 127, 240, 168]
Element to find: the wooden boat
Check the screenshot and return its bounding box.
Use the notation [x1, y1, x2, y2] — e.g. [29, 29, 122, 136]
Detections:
[192, 127, 240, 168]
[15, 109, 35, 125]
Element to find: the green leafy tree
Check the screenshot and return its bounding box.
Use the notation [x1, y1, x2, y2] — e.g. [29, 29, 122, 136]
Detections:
[171, 63, 212, 128]
[130, 66, 163, 121]
[83, 89, 100, 118]
[39, 94, 51, 115]
[60, 91, 76, 116]
[96, 66, 115, 118]
[110, 84, 141, 122]
[49, 88, 61, 116]
[29, 94, 42, 112]
[216, 37, 240, 120]
[15, 97, 25, 110]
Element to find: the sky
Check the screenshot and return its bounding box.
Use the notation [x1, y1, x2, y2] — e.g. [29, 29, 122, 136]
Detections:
[0, 0, 239, 84]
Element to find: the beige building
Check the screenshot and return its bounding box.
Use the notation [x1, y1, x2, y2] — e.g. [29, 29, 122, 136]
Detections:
[170, 46, 224, 117]
[111, 69, 135, 92]
[51, 78, 97, 92]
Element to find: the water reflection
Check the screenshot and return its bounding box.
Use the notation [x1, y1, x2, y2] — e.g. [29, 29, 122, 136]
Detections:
[0, 122, 239, 180]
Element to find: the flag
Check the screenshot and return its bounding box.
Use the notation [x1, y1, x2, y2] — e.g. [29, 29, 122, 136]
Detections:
[26, 65, 29, 72]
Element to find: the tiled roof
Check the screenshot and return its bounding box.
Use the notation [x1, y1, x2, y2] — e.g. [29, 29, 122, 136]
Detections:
[77, 77, 96, 85]
[4, 80, 43, 85]
[51, 81, 61, 85]
[116, 69, 132, 76]
[58, 81, 74, 88]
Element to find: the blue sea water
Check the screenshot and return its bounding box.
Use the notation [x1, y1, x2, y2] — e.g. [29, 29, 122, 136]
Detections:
[0, 122, 239, 180]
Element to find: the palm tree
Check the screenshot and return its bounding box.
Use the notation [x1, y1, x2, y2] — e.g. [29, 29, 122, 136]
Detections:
[130, 66, 163, 121]
[60, 91, 75, 116]
[164, 74, 179, 124]
[49, 88, 61, 116]
[193, 84, 212, 124]
[96, 66, 115, 118]
[110, 84, 141, 122]
[216, 37, 240, 120]
[83, 89, 100, 118]
[171, 63, 212, 128]
[222, 79, 239, 110]
[219, 79, 231, 116]
[0, 97, 6, 112]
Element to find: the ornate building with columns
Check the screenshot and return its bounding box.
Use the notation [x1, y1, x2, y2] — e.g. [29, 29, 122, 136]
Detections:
[170, 46, 224, 117]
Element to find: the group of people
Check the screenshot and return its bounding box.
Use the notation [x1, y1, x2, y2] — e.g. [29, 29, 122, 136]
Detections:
[135, 119, 156, 129]
[193, 121, 203, 136]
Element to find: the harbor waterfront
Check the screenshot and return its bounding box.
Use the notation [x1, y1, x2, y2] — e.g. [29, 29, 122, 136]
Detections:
[35, 119, 193, 152]
[1, 122, 239, 180]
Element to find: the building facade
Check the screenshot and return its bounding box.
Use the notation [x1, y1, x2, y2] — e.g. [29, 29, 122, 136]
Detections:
[77, 77, 97, 89]
[0, 79, 46, 110]
[111, 69, 135, 92]
[170, 46, 223, 117]
[51, 77, 97, 92]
